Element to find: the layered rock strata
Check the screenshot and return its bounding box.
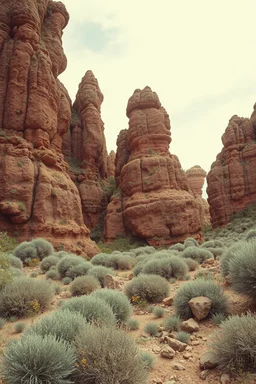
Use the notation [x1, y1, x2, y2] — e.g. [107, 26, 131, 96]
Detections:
[0, 0, 98, 256]
[207, 113, 256, 227]
[104, 87, 203, 245]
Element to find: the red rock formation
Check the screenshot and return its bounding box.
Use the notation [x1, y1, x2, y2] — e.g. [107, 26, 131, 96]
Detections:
[186, 166, 210, 227]
[107, 150, 116, 178]
[207, 114, 256, 227]
[62, 70, 108, 230]
[104, 87, 203, 245]
[0, 0, 98, 256]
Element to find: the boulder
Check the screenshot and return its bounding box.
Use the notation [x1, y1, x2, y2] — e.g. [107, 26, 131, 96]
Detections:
[181, 318, 200, 333]
[189, 296, 212, 320]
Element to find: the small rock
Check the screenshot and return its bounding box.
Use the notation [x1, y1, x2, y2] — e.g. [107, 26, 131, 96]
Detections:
[165, 337, 187, 352]
[183, 352, 193, 359]
[164, 382, 176, 384]
[152, 346, 161, 353]
[200, 370, 210, 380]
[220, 373, 231, 384]
[137, 311, 145, 315]
[181, 318, 199, 333]
[172, 363, 185, 371]
[191, 340, 200, 346]
[152, 378, 163, 384]
[104, 274, 121, 289]
[185, 346, 193, 351]
[189, 296, 212, 320]
[160, 346, 176, 359]
[162, 296, 174, 306]
[225, 274, 232, 285]
[128, 272, 134, 280]
[200, 352, 218, 370]
[202, 258, 215, 266]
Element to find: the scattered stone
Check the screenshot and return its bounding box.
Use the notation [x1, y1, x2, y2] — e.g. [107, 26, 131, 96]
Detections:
[164, 382, 176, 384]
[183, 352, 193, 359]
[152, 346, 161, 353]
[200, 370, 210, 380]
[172, 363, 185, 371]
[164, 337, 187, 352]
[152, 378, 163, 384]
[189, 296, 212, 320]
[181, 318, 199, 333]
[137, 310, 145, 315]
[220, 373, 231, 384]
[162, 296, 174, 306]
[59, 291, 71, 299]
[200, 352, 218, 370]
[128, 272, 134, 280]
[191, 340, 200, 346]
[160, 346, 176, 359]
[104, 274, 121, 289]
[202, 258, 215, 266]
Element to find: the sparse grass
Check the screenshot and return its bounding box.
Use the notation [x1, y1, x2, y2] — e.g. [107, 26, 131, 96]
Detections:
[153, 306, 165, 318]
[126, 318, 140, 331]
[144, 322, 158, 336]
[164, 315, 182, 331]
[176, 331, 190, 344]
[211, 312, 227, 325]
[14, 322, 26, 333]
[140, 351, 155, 370]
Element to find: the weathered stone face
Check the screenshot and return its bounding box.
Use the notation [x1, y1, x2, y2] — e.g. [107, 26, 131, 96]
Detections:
[104, 86, 203, 245]
[207, 113, 256, 227]
[0, 0, 99, 256]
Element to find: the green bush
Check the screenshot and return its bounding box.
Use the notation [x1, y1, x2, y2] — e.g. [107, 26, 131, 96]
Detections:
[164, 315, 181, 331]
[1, 334, 76, 383]
[26, 310, 86, 343]
[40, 255, 60, 273]
[91, 252, 135, 270]
[245, 228, 256, 241]
[74, 324, 148, 384]
[133, 246, 156, 256]
[144, 322, 158, 336]
[0, 277, 54, 318]
[126, 318, 139, 331]
[210, 313, 256, 372]
[70, 275, 100, 296]
[0, 232, 18, 254]
[65, 261, 93, 280]
[169, 243, 185, 252]
[59, 296, 116, 327]
[229, 241, 256, 299]
[184, 257, 199, 271]
[220, 241, 245, 277]
[125, 274, 170, 303]
[133, 261, 144, 276]
[31, 238, 54, 260]
[15, 322, 26, 333]
[62, 277, 72, 285]
[176, 331, 190, 344]
[57, 255, 85, 279]
[91, 253, 110, 266]
[13, 241, 37, 262]
[0, 317, 6, 328]
[211, 312, 227, 325]
[87, 265, 115, 287]
[140, 351, 155, 371]
[182, 247, 213, 264]
[46, 267, 60, 280]
[173, 279, 228, 320]
[7, 254, 23, 269]
[153, 306, 165, 318]
[91, 288, 132, 324]
[142, 256, 188, 280]
[184, 237, 199, 248]
[0, 254, 13, 290]
[194, 269, 214, 280]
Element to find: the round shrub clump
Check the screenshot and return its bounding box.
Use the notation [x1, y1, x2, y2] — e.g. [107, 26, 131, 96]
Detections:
[142, 256, 188, 280]
[210, 312, 256, 372]
[74, 324, 148, 384]
[70, 275, 100, 296]
[65, 261, 93, 280]
[220, 241, 245, 277]
[13, 241, 37, 263]
[59, 295, 116, 327]
[57, 255, 86, 279]
[182, 247, 213, 264]
[40, 255, 60, 273]
[173, 279, 228, 320]
[0, 277, 54, 318]
[1, 334, 76, 383]
[7, 254, 23, 269]
[183, 257, 199, 271]
[229, 241, 256, 299]
[46, 267, 60, 280]
[91, 288, 132, 324]
[31, 238, 54, 260]
[125, 274, 170, 303]
[87, 265, 115, 286]
[26, 310, 86, 343]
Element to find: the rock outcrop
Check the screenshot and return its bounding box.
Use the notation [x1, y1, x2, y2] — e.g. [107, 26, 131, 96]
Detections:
[104, 87, 203, 245]
[107, 150, 116, 178]
[0, 0, 98, 256]
[207, 113, 256, 227]
[62, 70, 109, 230]
[186, 166, 210, 227]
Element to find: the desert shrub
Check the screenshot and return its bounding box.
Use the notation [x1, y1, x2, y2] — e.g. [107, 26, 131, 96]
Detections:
[54, 251, 69, 259]
[30, 271, 38, 278]
[147, 304, 155, 313]
[194, 269, 214, 280]
[182, 247, 213, 264]
[74, 325, 148, 384]
[211, 312, 227, 325]
[210, 313, 256, 372]
[31, 238, 54, 260]
[15, 322, 26, 333]
[59, 295, 116, 327]
[220, 241, 245, 277]
[0, 317, 6, 328]
[133, 261, 144, 276]
[144, 322, 158, 336]
[184, 237, 199, 248]
[91, 288, 132, 323]
[140, 351, 155, 370]
[0, 232, 18, 254]
[169, 243, 185, 252]
[57, 255, 85, 279]
[142, 256, 188, 280]
[1, 334, 76, 383]
[133, 246, 156, 257]
[201, 240, 215, 248]
[125, 274, 170, 303]
[176, 331, 190, 344]
[10, 267, 24, 278]
[0, 254, 13, 290]
[91, 253, 109, 266]
[87, 265, 115, 286]
[26, 310, 86, 343]
[6, 254, 23, 269]
[40, 255, 60, 273]
[13, 241, 37, 262]
[62, 277, 72, 285]
[229, 241, 256, 299]
[164, 315, 181, 331]
[0, 277, 54, 318]
[65, 261, 93, 280]
[92, 253, 135, 270]
[245, 228, 256, 241]
[173, 279, 228, 320]
[184, 257, 199, 271]
[207, 247, 225, 258]
[117, 255, 135, 270]
[70, 275, 100, 296]
[153, 306, 165, 318]
[126, 318, 139, 331]
[46, 267, 60, 280]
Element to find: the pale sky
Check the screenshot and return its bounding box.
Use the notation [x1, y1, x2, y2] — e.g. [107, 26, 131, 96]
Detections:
[60, 0, 256, 193]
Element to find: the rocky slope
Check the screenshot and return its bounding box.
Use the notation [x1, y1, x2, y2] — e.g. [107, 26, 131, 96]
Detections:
[207, 113, 256, 227]
[0, 0, 98, 256]
[104, 87, 203, 245]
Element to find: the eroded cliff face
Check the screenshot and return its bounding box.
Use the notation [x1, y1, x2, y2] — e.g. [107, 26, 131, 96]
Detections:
[0, 0, 98, 256]
[207, 113, 256, 227]
[104, 87, 203, 245]
[186, 166, 210, 227]
[62, 70, 109, 230]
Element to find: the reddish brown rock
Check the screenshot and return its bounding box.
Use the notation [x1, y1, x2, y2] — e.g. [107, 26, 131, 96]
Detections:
[62, 70, 109, 230]
[207, 114, 256, 227]
[107, 150, 116, 178]
[0, 0, 98, 256]
[104, 87, 203, 245]
[186, 166, 210, 227]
